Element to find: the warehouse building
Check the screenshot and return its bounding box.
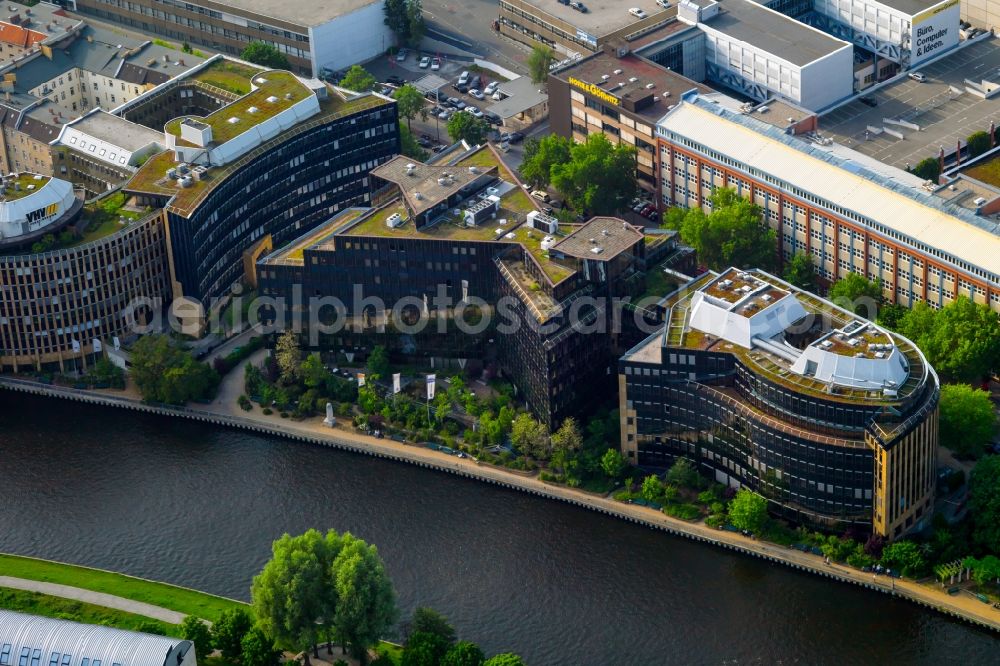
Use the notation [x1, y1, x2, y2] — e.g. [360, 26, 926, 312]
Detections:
[656, 93, 1000, 311]
[0, 610, 198, 666]
[73, 0, 394, 77]
[620, 268, 939, 538]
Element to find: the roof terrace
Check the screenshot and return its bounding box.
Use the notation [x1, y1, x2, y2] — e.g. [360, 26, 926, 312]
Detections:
[815, 322, 894, 360]
[0, 173, 49, 201]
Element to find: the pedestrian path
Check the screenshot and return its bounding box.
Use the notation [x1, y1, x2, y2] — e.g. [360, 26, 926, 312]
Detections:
[0, 576, 187, 624]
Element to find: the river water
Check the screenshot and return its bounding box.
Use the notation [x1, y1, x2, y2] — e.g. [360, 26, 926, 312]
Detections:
[0, 393, 995, 664]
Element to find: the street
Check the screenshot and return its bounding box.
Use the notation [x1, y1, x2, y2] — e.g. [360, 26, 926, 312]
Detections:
[421, 0, 532, 73]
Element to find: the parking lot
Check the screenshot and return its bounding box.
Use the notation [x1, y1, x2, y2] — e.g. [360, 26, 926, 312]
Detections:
[819, 38, 1000, 169]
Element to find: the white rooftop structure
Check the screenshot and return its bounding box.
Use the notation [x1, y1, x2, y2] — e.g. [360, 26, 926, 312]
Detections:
[656, 96, 1000, 284]
[0, 174, 76, 242]
[55, 111, 163, 170]
[0, 610, 197, 666]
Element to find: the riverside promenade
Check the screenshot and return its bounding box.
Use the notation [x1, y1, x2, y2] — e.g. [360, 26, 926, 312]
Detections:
[2, 375, 999, 634]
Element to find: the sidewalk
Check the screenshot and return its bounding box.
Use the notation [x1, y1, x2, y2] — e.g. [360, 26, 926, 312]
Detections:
[0, 575, 187, 624]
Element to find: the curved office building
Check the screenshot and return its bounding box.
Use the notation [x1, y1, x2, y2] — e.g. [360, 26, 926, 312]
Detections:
[620, 268, 939, 539]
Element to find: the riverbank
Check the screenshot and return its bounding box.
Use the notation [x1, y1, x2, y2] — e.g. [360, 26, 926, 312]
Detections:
[2, 376, 999, 634]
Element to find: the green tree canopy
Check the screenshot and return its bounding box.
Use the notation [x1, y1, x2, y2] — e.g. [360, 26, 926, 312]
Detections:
[897, 298, 1000, 382]
[728, 488, 768, 533]
[550, 133, 637, 215]
[400, 124, 429, 161]
[939, 384, 996, 458]
[180, 617, 213, 660]
[406, 0, 425, 45]
[394, 84, 426, 130]
[241, 626, 280, 666]
[665, 457, 699, 489]
[782, 252, 817, 292]
[402, 632, 451, 666]
[510, 413, 549, 459]
[446, 112, 489, 145]
[519, 134, 571, 188]
[409, 607, 455, 644]
[332, 534, 398, 661]
[912, 156, 941, 182]
[212, 608, 254, 661]
[441, 642, 485, 666]
[384, 0, 409, 44]
[551, 417, 582, 455]
[876, 303, 908, 330]
[339, 65, 377, 92]
[527, 45, 555, 84]
[827, 272, 882, 319]
[240, 42, 290, 69]
[969, 455, 1000, 553]
[600, 448, 627, 480]
[301, 353, 330, 389]
[129, 335, 219, 404]
[880, 540, 926, 577]
[275, 330, 302, 384]
[483, 655, 525, 666]
[367, 345, 390, 378]
[968, 130, 992, 158]
[663, 188, 776, 271]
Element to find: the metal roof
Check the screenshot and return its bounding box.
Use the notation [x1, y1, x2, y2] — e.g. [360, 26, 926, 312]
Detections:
[0, 611, 192, 666]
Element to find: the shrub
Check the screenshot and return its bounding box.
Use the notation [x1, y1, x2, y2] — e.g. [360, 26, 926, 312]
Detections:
[262, 407, 273, 415]
[664, 503, 701, 520]
[238, 394, 253, 411]
[279, 411, 289, 418]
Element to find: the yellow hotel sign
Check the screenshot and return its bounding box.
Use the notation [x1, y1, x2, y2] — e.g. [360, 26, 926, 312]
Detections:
[568, 77, 619, 106]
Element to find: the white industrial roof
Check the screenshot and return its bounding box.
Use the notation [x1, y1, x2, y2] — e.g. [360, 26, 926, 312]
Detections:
[0, 610, 191, 666]
[657, 99, 1000, 281]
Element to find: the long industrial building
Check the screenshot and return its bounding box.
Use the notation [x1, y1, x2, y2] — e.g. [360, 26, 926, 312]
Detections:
[656, 92, 1000, 311]
[620, 268, 939, 538]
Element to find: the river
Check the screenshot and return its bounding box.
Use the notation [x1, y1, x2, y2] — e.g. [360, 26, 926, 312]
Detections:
[0, 392, 995, 664]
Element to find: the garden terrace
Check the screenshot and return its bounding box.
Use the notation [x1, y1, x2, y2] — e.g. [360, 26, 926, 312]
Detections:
[0, 174, 50, 201]
[187, 59, 263, 96]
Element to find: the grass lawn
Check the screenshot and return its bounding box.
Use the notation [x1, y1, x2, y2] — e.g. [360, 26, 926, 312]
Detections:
[0, 587, 179, 635]
[0, 554, 244, 622]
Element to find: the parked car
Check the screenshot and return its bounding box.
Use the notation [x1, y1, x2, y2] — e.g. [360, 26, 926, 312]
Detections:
[452, 83, 469, 93]
[632, 201, 646, 213]
[469, 88, 485, 100]
[507, 131, 524, 144]
[455, 100, 467, 110]
[395, 48, 408, 62]
[469, 75, 482, 89]
[469, 107, 484, 118]
[570, 1, 587, 11]
[908, 71, 927, 82]
[629, 7, 647, 18]
[438, 110, 451, 119]
[386, 74, 404, 86]
[431, 57, 441, 71]
[447, 96, 460, 106]
[484, 81, 499, 95]
[419, 56, 431, 68]
[860, 96, 878, 107]
[417, 136, 432, 147]
[656, 0, 670, 7]
[531, 189, 551, 202]
[458, 70, 470, 85]
[492, 90, 503, 101]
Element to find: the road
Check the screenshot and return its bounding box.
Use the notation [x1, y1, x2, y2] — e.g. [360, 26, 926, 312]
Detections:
[422, 0, 531, 74]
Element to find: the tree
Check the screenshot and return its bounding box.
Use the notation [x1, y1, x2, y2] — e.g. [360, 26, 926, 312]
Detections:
[876, 303, 908, 330]
[441, 642, 485, 666]
[519, 134, 571, 188]
[402, 632, 451, 666]
[828, 272, 882, 319]
[180, 616, 213, 660]
[212, 608, 254, 661]
[129, 335, 218, 404]
[483, 655, 525, 666]
[446, 112, 488, 145]
[939, 384, 996, 458]
[783, 252, 817, 292]
[408, 607, 455, 644]
[251, 529, 343, 664]
[551, 417, 582, 456]
[384, 0, 409, 45]
[527, 45, 555, 85]
[241, 626, 280, 666]
[240, 42, 290, 70]
[665, 457, 699, 489]
[641, 475, 664, 503]
[394, 84, 426, 131]
[332, 534, 398, 662]
[912, 157, 941, 183]
[728, 488, 768, 533]
[510, 413, 548, 459]
[367, 345, 390, 378]
[551, 133, 637, 215]
[967, 554, 1000, 587]
[406, 0, 425, 45]
[399, 124, 429, 160]
[969, 455, 1000, 553]
[301, 353, 330, 389]
[339, 65, 377, 92]
[600, 448, 627, 480]
[275, 330, 302, 384]
[135, 621, 166, 635]
[664, 188, 776, 271]
[898, 298, 1000, 382]
[968, 130, 992, 158]
[880, 540, 926, 577]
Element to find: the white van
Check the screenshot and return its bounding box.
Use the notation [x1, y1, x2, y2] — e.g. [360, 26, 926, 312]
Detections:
[458, 71, 470, 86]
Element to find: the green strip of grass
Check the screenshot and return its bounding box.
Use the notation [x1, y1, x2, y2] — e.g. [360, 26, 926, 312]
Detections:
[0, 554, 245, 622]
[0, 587, 180, 635]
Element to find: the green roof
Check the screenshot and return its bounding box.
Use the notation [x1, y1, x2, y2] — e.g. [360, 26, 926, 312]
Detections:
[0, 174, 50, 201]
[188, 59, 263, 96]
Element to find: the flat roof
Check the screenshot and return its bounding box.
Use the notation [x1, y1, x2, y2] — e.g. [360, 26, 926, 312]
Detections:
[207, 0, 381, 27]
[371, 156, 498, 217]
[0, 172, 49, 201]
[659, 97, 1000, 280]
[69, 110, 162, 151]
[873, 0, 952, 17]
[509, 0, 669, 38]
[818, 38, 1000, 170]
[551, 216, 644, 259]
[934, 174, 1000, 211]
[552, 52, 710, 122]
[703, 0, 849, 67]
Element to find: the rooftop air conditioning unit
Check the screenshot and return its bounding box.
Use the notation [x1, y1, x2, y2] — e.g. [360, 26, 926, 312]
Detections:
[645, 83, 655, 89]
[601, 74, 610, 81]
[590, 246, 603, 254]
[414, 191, 423, 200]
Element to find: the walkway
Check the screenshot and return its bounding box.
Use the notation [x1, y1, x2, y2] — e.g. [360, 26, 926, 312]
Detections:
[2, 374, 1000, 633]
[0, 576, 187, 624]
